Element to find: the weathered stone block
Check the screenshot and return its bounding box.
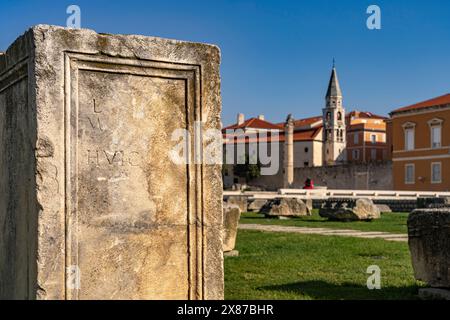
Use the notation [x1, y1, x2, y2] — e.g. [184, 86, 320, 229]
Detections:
[222, 203, 241, 252]
[319, 198, 380, 221]
[408, 209, 450, 288]
[304, 198, 313, 213]
[261, 198, 311, 217]
[375, 204, 392, 213]
[0, 25, 223, 300]
[225, 195, 248, 212]
[247, 199, 268, 212]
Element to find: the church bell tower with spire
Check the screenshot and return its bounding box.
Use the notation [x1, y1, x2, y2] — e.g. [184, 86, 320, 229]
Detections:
[323, 62, 346, 165]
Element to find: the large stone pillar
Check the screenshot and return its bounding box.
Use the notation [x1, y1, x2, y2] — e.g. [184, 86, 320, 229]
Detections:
[0, 25, 223, 300]
[284, 114, 294, 188]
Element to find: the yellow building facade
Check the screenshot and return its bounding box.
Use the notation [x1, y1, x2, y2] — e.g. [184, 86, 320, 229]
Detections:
[390, 94, 450, 191]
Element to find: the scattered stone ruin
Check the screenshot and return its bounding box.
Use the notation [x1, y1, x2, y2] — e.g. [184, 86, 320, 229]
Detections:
[319, 198, 381, 221]
[260, 198, 312, 218]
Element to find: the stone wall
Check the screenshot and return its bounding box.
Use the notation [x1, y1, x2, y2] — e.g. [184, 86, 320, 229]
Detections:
[293, 162, 393, 190]
[244, 161, 393, 191]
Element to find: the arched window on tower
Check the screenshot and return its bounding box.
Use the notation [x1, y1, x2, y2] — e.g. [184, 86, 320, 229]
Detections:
[327, 129, 332, 141]
[337, 112, 342, 121]
[326, 112, 331, 122]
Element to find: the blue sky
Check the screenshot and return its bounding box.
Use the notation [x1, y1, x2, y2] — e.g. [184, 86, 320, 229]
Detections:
[1, 0, 449, 125]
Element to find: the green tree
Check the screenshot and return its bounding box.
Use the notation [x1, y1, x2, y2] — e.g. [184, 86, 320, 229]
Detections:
[233, 154, 261, 183]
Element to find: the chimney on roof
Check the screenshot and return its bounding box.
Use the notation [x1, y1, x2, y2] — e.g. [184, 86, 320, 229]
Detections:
[237, 113, 245, 125]
[258, 115, 265, 121]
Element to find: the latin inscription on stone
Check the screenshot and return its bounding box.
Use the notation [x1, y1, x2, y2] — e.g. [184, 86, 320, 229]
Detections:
[75, 70, 189, 300]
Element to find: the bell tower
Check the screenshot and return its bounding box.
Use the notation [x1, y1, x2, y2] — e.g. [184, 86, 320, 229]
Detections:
[323, 63, 346, 165]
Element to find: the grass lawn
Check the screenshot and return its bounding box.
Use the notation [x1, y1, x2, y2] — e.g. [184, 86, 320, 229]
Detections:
[224, 230, 422, 300]
[240, 210, 409, 234]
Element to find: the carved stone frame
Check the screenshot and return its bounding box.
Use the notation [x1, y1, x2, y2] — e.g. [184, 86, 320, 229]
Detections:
[64, 52, 204, 300]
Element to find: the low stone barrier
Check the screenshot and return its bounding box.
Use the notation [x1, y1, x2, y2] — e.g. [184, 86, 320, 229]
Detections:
[223, 191, 450, 213]
[417, 197, 450, 209]
[373, 199, 417, 213]
[312, 198, 415, 212]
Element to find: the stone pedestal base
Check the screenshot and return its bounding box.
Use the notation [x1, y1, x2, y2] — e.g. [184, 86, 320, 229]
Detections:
[419, 288, 450, 300]
[0, 25, 223, 300]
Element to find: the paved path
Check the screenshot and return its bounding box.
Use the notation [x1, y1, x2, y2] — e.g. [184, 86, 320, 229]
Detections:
[238, 224, 408, 242]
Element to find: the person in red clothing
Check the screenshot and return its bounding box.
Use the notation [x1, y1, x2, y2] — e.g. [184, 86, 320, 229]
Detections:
[303, 178, 314, 190]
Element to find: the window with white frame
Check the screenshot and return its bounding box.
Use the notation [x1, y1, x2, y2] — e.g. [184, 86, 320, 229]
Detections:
[403, 122, 416, 151]
[428, 118, 443, 149]
[431, 126, 441, 148]
[405, 164, 415, 184]
[431, 162, 442, 183]
[354, 133, 359, 144]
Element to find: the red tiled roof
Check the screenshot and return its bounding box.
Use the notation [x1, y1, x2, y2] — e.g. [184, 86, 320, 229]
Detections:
[223, 127, 322, 144]
[293, 127, 323, 141]
[223, 133, 281, 144]
[275, 116, 322, 128]
[223, 117, 283, 131]
[346, 111, 387, 120]
[391, 93, 450, 113]
[293, 116, 323, 127]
